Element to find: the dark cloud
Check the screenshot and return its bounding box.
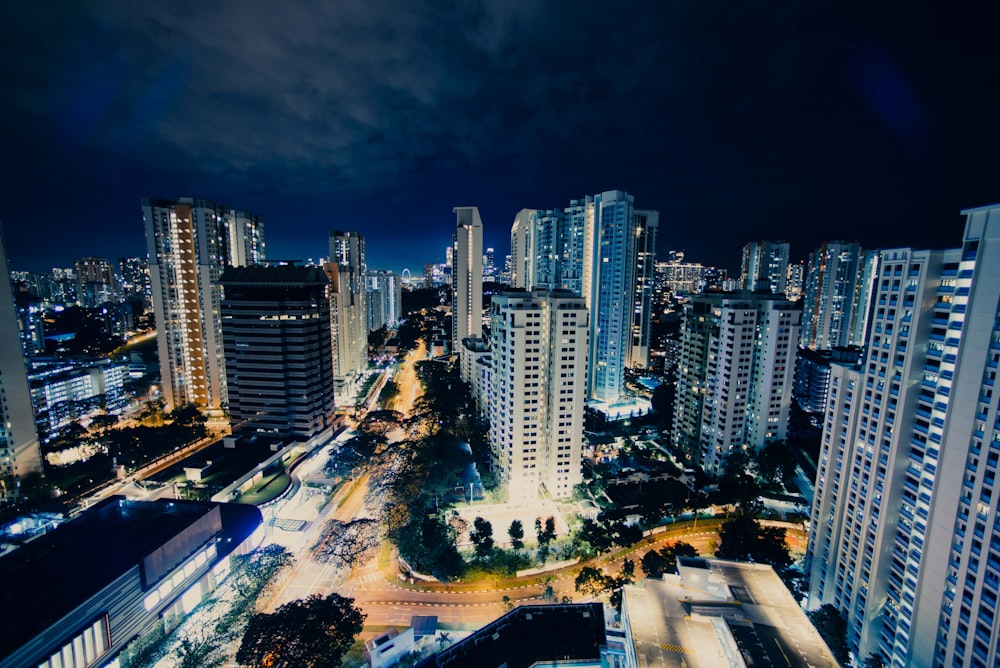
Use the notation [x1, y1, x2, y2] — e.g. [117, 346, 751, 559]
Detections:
[1, 1, 998, 272]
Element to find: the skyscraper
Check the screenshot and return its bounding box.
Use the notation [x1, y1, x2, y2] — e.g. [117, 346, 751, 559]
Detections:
[220, 266, 336, 442]
[366, 269, 402, 331]
[673, 291, 800, 474]
[489, 289, 588, 501]
[740, 240, 790, 294]
[0, 226, 42, 486]
[118, 256, 149, 303]
[805, 204, 1000, 666]
[509, 191, 659, 404]
[452, 207, 483, 352]
[627, 209, 659, 369]
[74, 257, 116, 307]
[800, 241, 878, 350]
[327, 231, 368, 403]
[143, 197, 265, 413]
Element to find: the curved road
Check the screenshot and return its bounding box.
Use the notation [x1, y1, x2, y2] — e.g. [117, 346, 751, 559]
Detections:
[341, 519, 806, 626]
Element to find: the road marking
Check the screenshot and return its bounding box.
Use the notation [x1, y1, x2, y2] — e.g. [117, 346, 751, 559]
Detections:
[658, 643, 695, 655]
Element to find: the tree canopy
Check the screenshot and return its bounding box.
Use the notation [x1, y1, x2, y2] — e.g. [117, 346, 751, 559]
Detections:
[236, 593, 365, 668]
[508, 519, 525, 551]
[640, 541, 698, 578]
[470, 516, 495, 559]
[808, 604, 850, 666]
[715, 513, 792, 571]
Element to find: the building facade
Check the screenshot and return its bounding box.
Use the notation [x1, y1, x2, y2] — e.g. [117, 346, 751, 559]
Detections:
[509, 191, 659, 404]
[142, 197, 265, 412]
[626, 209, 660, 370]
[327, 230, 368, 403]
[366, 269, 402, 331]
[452, 207, 484, 352]
[805, 204, 1000, 667]
[489, 290, 588, 501]
[800, 241, 879, 351]
[0, 227, 42, 483]
[740, 240, 790, 294]
[0, 497, 262, 668]
[74, 257, 117, 307]
[27, 359, 130, 441]
[221, 266, 336, 442]
[673, 291, 800, 474]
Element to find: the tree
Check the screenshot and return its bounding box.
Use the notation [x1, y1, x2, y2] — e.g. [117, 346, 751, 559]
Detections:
[808, 604, 850, 666]
[862, 652, 887, 668]
[169, 403, 206, 427]
[640, 541, 698, 578]
[575, 567, 612, 598]
[536, 516, 556, 548]
[757, 440, 798, 489]
[717, 449, 761, 510]
[378, 380, 400, 407]
[715, 514, 792, 571]
[508, 519, 525, 551]
[313, 518, 381, 568]
[236, 593, 365, 668]
[575, 562, 635, 610]
[469, 516, 494, 559]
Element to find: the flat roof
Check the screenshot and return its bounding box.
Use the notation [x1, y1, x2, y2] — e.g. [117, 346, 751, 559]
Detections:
[623, 559, 838, 667]
[0, 496, 261, 658]
[430, 603, 605, 668]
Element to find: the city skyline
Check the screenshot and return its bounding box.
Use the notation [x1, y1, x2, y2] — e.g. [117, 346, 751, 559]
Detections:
[2, 3, 999, 274]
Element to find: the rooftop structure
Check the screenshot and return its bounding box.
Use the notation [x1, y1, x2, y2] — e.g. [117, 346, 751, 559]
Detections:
[0, 496, 262, 668]
[424, 603, 610, 668]
[621, 558, 838, 667]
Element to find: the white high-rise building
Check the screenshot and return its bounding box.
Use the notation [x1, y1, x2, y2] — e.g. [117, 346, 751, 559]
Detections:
[489, 289, 588, 501]
[741, 240, 790, 294]
[366, 269, 402, 331]
[800, 241, 879, 350]
[143, 197, 265, 412]
[327, 231, 367, 403]
[673, 291, 800, 474]
[509, 191, 658, 404]
[0, 226, 42, 484]
[805, 204, 1000, 667]
[452, 207, 483, 351]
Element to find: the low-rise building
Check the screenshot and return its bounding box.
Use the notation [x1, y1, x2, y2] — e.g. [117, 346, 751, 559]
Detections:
[0, 496, 263, 668]
[620, 557, 838, 667]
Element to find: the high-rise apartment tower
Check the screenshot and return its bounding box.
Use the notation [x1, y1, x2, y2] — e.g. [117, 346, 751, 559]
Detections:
[673, 291, 800, 474]
[489, 289, 588, 501]
[143, 197, 265, 412]
[0, 227, 42, 484]
[327, 231, 368, 403]
[805, 204, 1000, 667]
[800, 241, 879, 350]
[452, 207, 483, 352]
[509, 191, 658, 403]
[740, 240, 790, 294]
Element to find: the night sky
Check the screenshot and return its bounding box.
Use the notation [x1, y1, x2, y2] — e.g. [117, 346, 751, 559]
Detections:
[1, 1, 999, 275]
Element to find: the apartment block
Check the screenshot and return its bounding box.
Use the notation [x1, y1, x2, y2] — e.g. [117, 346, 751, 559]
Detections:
[805, 204, 1000, 667]
[489, 289, 588, 501]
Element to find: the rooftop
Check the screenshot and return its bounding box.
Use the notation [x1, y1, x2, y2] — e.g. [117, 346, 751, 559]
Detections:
[426, 603, 606, 668]
[0, 496, 261, 657]
[220, 264, 329, 285]
[623, 559, 837, 667]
